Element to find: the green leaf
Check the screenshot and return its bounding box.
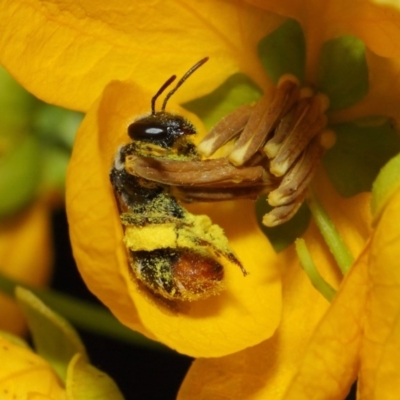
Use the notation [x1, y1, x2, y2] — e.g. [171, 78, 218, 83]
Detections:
[0, 134, 42, 218]
[371, 152, 400, 225]
[0, 65, 35, 134]
[323, 118, 400, 197]
[258, 19, 306, 84]
[33, 104, 82, 150]
[317, 36, 368, 111]
[15, 286, 89, 382]
[255, 197, 311, 252]
[183, 73, 262, 130]
[40, 144, 69, 196]
[66, 353, 125, 400]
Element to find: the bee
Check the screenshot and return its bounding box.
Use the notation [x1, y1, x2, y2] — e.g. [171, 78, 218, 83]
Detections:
[110, 58, 250, 302]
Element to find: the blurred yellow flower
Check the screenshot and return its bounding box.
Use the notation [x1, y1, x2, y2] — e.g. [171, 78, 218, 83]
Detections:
[0, 333, 65, 399]
[0, 202, 53, 334]
[0, 66, 78, 336]
[0, 287, 125, 400]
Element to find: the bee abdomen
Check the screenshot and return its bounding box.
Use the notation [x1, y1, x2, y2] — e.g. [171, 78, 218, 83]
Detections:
[132, 248, 224, 301]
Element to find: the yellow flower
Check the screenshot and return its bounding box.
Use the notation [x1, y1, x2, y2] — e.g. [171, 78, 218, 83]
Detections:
[0, 202, 53, 334]
[0, 333, 65, 399]
[0, 0, 398, 373]
[0, 0, 285, 356]
[177, 2, 400, 398]
[0, 287, 125, 399]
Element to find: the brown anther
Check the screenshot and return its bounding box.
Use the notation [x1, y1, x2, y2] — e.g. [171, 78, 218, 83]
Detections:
[198, 75, 330, 227]
[268, 94, 327, 176]
[197, 104, 253, 157]
[228, 78, 300, 166]
[262, 189, 308, 227]
[263, 97, 311, 159]
[268, 137, 324, 207]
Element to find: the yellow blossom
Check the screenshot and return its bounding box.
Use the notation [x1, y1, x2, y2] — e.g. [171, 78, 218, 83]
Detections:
[67, 81, 281, 356]
[256, 176, 400, 399]
[0, 333, 65, 399]
[0, 287, 125, 399]
[0, 0, 399, 391]
[0, 202, 53, 335]
[177, 1, 400, 397]
[0, 0, 287, 356]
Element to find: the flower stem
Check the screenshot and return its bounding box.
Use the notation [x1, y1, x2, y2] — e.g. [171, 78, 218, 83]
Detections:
[295, 238, 336, 302]
[0, 272, 171, 353]
[307, 190, 354, 274]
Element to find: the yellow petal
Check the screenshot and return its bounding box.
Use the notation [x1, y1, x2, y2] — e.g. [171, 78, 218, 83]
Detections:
[67, 80, 282, 356]
[66, 82, 147, 338]
[244, 0, 400, 123]
[0, 0, 279, 111]
[66, 353, 124, 400]
[179, 222, 341, 399]
[282, 247, 370, 399]
[0, 334, 65, 399]
[179, 179, 372, 398]
[358, 187, 400, 398]
[246, 0, 400, 59]
[0, 202, 53, 335]
[128, 199, 281, 356]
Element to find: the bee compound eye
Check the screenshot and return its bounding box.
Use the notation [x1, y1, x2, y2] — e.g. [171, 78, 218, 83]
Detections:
[128, 118, 170, 143]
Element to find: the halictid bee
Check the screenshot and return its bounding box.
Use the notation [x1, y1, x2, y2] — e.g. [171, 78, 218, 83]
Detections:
[110, 58, 252, 302]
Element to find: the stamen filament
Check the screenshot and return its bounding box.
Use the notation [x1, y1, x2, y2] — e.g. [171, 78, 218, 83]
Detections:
[307, 190, 354, 274]
[295, 238, 336, 302]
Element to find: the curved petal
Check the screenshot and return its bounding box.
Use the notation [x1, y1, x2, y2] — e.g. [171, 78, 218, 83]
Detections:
[0, 0, 279, 111]
[247, 0, 400, 70]
[178, 181, 372, 398]
[282, 246, 370, 399]
[66, 82, 149, 338]
[245, 1, 400, 123]
[67, 80, 282, 356]
[178, 222, 341, 399]
[0, 334, 65, 399]
[358, 187, 400, 398]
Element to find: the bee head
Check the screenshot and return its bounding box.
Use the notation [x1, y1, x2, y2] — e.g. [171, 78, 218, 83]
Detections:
[127, 58, 208, 150]
[128, 112, 196, 149]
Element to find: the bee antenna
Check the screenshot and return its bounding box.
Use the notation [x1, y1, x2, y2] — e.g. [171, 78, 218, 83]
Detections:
[161, 57, 209, 111]
[151, 75, 177, 115]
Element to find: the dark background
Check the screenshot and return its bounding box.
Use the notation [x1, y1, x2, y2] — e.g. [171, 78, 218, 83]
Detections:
[51, 210, 192, 399]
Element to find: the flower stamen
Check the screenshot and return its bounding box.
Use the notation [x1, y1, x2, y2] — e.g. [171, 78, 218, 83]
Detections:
[199, 75, 330, 227]
[228, 76, 300, 167]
